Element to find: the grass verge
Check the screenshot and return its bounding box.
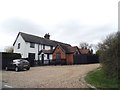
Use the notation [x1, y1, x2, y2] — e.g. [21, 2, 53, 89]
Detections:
[85, 68, 120, 88]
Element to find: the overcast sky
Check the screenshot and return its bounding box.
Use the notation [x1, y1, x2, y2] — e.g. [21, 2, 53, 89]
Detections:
[0, 0, 119, 52]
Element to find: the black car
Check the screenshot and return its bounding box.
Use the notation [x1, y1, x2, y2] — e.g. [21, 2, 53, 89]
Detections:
[5, 59, 30, 72]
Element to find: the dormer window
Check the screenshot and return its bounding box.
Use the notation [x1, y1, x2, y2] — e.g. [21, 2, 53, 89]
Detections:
[30, 42, 35, 48]
[18, 43, 20, 49]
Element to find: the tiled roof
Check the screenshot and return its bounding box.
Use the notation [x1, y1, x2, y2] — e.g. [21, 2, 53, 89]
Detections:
[59, 44, 79, 54]
[68, 46, 79, 53]
[13, 32, 71, 47]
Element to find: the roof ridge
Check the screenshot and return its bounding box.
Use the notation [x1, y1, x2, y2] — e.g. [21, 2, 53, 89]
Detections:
[18, 32, 71, 46]
[19, 32, 44, 39]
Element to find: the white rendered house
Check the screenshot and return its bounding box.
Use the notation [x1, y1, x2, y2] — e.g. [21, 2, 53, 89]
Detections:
[13, 32, 70, 64]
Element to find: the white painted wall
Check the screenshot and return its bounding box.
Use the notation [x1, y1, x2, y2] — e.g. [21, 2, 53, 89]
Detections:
[14, 34, 54, 60]
[13, 34, 26, 58]
[45, 45, 51, 50]
[49, 54, 52, 60]
[25, 42, 38, 60]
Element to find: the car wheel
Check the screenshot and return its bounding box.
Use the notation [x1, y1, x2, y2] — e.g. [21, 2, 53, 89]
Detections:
[26, 67, 30, 70]
[15, 67, 19, 72]
[5, 67, 8, 71]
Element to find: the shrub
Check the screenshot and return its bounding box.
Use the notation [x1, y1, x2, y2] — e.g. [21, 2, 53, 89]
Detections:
[98, 31, 120, 78]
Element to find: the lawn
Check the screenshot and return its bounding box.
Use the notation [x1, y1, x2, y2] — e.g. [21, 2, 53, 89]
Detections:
[85, 68, 120, 88]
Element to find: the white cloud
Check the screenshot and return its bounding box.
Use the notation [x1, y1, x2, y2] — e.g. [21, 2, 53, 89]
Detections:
[0, 0, 119, 51]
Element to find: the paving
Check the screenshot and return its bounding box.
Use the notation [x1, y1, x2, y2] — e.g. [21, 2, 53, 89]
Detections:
[2, 64, 100, 88]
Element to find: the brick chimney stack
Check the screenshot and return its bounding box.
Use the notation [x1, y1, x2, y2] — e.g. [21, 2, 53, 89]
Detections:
[44, 33, 50, 39]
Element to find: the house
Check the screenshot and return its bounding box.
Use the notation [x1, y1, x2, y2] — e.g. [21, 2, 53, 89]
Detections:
[52, 44, 94, 64]
[13, 32, 96, 65]
[52, 44, 80, 64]
[13, 32, 71, 64]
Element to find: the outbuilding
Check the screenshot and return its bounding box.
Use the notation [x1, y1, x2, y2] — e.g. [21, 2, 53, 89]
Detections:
[52, 44, 80, 64]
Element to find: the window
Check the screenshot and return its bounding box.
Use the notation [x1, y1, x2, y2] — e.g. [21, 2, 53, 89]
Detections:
[30, 43, 35, 48]
[43, 44, 45, 49]
[18, 43, 20, 49]
[56, 53, 61, 59]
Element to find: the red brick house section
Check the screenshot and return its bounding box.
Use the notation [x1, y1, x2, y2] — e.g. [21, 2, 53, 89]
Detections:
[52, 44, 80, 64]
[52, 45, 66, 60]
[66, 54, 74, 64]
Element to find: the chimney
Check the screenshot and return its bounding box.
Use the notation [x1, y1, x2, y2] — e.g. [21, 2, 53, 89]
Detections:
[44, 33, 50, 39]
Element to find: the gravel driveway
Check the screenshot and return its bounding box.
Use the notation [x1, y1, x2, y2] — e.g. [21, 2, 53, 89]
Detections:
[2, 64, 100, 88]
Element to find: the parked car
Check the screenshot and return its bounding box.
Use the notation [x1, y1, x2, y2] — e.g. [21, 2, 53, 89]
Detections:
[5, 59, 30, 72]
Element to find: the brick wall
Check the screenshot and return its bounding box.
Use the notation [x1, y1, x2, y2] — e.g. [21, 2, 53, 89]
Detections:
[53, 45, 66, 59]
[52, 45, 74, 64]
[66, 54, 74, 64]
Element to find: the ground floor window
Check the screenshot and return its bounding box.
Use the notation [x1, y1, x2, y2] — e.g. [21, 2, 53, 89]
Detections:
[56, 53, 61, 59]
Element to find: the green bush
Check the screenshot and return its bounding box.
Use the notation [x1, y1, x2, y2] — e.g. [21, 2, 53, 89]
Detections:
[98, 31, 120, 78]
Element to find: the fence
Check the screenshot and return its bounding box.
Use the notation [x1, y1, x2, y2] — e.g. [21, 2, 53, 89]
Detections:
[1, 52, 21, 69]
[74, 54, 99, 64]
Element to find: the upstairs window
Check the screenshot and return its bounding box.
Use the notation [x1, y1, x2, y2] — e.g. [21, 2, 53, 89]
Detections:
[30, 43, 35, 48]
[18, 43, 20, 49]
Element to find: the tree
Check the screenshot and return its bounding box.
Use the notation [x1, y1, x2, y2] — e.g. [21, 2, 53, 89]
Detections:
[98, 31, 120, 78]
[79, 42, 92, 49]
[79, 42, 94, 54]
[96, 50, 102, 55]
[4, 46, 14, 53]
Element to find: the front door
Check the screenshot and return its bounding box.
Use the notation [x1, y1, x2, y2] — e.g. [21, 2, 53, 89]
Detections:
[28, 53, 35, 66]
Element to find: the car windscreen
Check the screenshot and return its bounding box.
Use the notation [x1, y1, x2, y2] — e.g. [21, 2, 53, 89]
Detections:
[13, 59, 28, 63]
[13, 59, 21, 62]
[20, 60, 29, 63]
